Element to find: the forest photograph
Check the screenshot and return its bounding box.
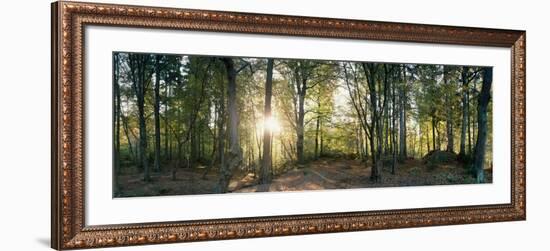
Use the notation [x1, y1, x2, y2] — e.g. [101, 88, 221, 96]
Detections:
[112, 52, 493, 198]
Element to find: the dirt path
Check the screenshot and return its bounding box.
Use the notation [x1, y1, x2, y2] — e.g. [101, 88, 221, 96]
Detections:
[234, 158, 371, 193]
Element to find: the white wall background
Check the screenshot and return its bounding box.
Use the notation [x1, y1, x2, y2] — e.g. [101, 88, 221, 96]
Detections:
[0, 0, 547, 250]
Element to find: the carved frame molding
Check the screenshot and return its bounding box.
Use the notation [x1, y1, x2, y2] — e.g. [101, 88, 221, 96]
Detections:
[51, 1, 526, 249]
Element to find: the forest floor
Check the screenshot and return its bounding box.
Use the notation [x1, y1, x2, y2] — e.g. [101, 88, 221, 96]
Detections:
[116, 157, 492, 197]
[232, 158, 491, 193]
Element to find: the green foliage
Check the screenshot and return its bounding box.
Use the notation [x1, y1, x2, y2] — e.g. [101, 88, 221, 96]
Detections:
[423, 150, 458, 171]
[113, 52, 492, 187]
[409, 166, 422, 176]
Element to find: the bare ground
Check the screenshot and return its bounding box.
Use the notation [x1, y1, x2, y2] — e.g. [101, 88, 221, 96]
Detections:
[116, 158, 492, 197]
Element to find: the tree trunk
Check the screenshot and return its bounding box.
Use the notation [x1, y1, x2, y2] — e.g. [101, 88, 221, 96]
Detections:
[341, 63, 370, 163]
[419, 124, 423, 157]
[467, 88, 472, 155]
[425, 124, 431, 153]
[431, 116, 436, 151]
[113, 54, 121, 194]
[217, 82, 226, 182]
[459, 66, 469, 159]
[261, 59, 274, 184]
[473, 68, 492, 183]
[363, 63, 382, 182]
[218, 58, 242, 193]
[444, 67, 454, 152]
[436, 123, 442, 150]
[399, 66, 407, 159]
[138, 105, 149, 181]
[356, 123, 363, 160]
[153, 55, 162, 172]
[130, 54, 151, 182]
[164, 79, 170, 159]
[190, 125, 197, 168]
[391, 69, 397, 174]
[296, 78, 307, 164]
[314, 100, 321, 159]
[121, 114, 136, 161]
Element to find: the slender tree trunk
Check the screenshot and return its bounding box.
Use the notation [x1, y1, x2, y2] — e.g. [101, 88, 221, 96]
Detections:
[374, 111, 383, 182]
[360, 126, 367, 161]
[356, 123, 363, 160]
[399, 66, 407, 159]
[444, 67, 454, 152]
[363, 63, 382, 182]
[114, 57, 121, 174]
[319, 120, 324, 156]
[173, 141, 182, 180]
[412, 125, 417, 158]
[121, 114, 136, 162]
[199, 122, 204, 162]
[418, 125, 424, 158]
[368, 128, 376, 168]
[342, 63, 370, 163]
[391, 70, 397, 174]
[314, 99, 321, 159]
[138, 107, 149, 181]
[314, 117, 320, 158]
[190, 125, 197, 168]
[296, 79, 307, 164]
[467, 88, 472, 155]
[130, 55, 151, 182]
[425, 124, 431, 153]
[202, 102, 219, 179]
[384, 96, 389, 155]
[261, 59, 274, 184]
[473, 68, 492, 183]
[113, 54, 121, 194]
[437, 123, 442, 150]
[459, 66, 469, 159]
[472, 79, 478, 146]
[217, 84, 226, 182]
[431, 116, 436, 151]
[153, 55, 162, 172]
[164, 80, 170, 159]
[175, 105, 183, 178]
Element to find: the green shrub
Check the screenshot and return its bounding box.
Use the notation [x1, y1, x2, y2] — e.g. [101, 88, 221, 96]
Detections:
[409, 166, 421, 176]
[423, 150, 458, 170]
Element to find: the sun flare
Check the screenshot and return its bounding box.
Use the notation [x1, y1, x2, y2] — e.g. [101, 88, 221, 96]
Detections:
[263, 116, 281, 133]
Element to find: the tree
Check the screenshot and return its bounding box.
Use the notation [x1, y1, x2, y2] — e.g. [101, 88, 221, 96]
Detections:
[128, 53, 152, 182]
[217, 57, 249, 192]
[399, 66, 409, 159]
[261, 58, 275, 184]
[113, 52, 495, 197]
[153, 55, 163, 172]
[473, 67, 492, 183]
[443, 66, 454, 152]
[282, 60, 327, 164]
[342, 62, 372, 165]
[214, 66, 226, 181]
[113, 53, 121, 194]
[390, 65, 398, 174]
[362, 63, 384, 182]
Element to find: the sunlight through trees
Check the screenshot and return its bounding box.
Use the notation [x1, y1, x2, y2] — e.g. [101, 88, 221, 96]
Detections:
[112, 52, 493, 197]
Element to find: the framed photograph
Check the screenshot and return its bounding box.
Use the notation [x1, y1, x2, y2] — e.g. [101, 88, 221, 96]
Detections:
[51, 1, 526, 249]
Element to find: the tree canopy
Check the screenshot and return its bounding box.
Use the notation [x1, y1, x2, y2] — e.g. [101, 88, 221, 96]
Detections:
[113, 52, 493, 197]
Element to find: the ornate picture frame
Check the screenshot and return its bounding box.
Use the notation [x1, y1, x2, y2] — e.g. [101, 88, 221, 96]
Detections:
[51, 1, 526, 249]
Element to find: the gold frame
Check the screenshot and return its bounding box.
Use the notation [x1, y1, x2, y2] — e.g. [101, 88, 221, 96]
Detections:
[51, 1, 526, 249]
